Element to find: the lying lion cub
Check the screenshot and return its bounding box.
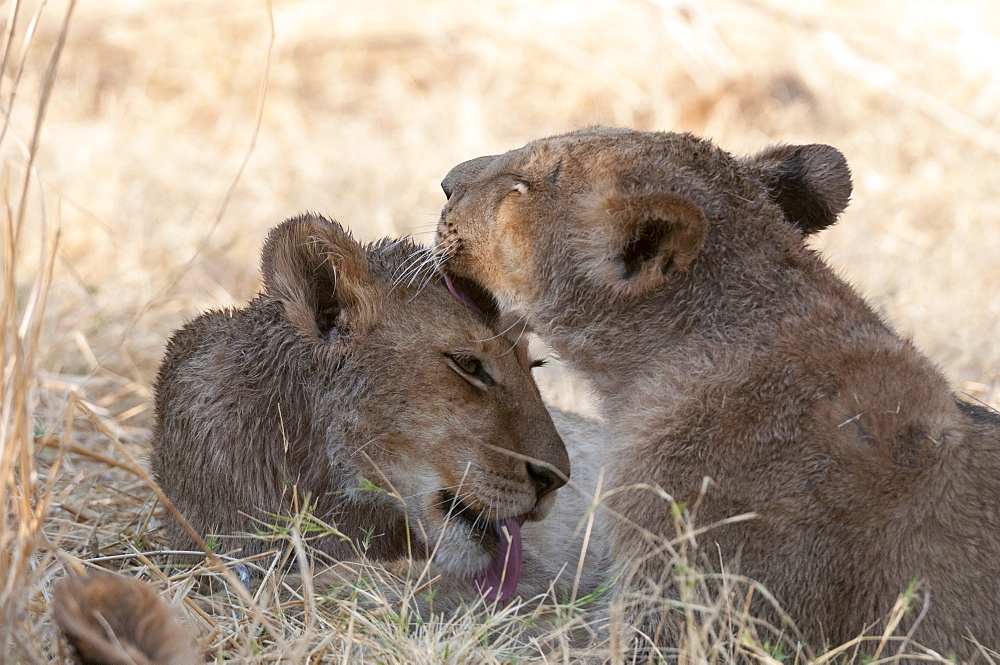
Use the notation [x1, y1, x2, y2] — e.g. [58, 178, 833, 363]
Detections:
[151, 213, 607, 604]
[436, 126, 1000, 656]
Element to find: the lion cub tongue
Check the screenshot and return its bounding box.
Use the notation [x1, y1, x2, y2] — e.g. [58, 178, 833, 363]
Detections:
[443, 274, 482, 313]
[472, 517, 523, 602]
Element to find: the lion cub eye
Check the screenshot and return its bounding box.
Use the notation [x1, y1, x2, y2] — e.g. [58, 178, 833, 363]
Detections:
[445, 353, 496, 388]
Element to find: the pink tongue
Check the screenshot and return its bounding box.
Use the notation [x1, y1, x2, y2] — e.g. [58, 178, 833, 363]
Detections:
[471, 517, 523, 602]
[443, 273, 482, 313]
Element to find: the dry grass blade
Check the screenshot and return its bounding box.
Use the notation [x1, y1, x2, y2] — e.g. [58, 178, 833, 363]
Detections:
[1, 2, 76, 662]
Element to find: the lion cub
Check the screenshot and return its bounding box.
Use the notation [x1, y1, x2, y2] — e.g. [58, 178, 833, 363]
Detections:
[151, 213, 598, 604]
[436, 127, 1000, 656]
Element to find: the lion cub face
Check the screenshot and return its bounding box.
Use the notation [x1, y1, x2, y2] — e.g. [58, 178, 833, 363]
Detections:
[154, 215, 570, 602]
[436, 127, 850, 332]
[263, 217, 573, 599]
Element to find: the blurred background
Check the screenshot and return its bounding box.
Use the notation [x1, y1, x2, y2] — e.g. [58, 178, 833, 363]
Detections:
[6, 0, 1000, 436]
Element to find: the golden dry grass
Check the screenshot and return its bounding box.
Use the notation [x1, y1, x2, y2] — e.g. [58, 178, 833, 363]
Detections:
[3, 0, 999, 662]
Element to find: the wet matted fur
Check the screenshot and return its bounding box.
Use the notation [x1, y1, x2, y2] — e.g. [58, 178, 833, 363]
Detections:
[150, 213, 593, 603]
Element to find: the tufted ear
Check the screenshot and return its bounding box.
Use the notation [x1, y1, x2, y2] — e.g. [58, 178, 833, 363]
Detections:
[745, 144, 852, 235]
[261, 214, 378, 343]
[52, 571, 201, 665]
[581, 190, 707, 295]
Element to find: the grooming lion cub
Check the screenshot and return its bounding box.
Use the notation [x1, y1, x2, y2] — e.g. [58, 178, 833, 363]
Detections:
[151, 213, 610, 604]
[436, 126, 1000, 656]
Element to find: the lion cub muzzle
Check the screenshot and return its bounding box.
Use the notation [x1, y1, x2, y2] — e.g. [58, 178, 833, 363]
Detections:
[526, 461, 563, 497]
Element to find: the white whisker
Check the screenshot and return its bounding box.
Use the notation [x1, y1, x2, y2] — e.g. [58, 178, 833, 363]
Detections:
[397, 247, 437, 285]
[500, 317, 530, 355]
[403, 483, 472, 501]
[432, 236, 459, 263]
[378, 234, 415, 254]
[350, 435, 388, 459]
[405, 255, 437, 288]
[390, 246, 434, 286]
[477, 313, 527, 344]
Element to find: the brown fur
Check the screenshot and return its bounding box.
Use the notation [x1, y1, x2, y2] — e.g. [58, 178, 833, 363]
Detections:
[51, 571, 199, 665]
[436, 126, 1000, 657]
[150, 214, 573, 593]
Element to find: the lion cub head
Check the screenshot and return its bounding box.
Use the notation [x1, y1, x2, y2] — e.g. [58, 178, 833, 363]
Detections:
[436, 127, 851, 339]
[152, 214, 570, 602]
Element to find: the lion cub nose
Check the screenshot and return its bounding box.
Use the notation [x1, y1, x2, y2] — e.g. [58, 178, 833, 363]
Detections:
[526, 462, 567, 499]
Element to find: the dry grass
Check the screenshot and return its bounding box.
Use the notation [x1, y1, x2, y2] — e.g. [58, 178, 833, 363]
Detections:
[3, 0, 999, 662]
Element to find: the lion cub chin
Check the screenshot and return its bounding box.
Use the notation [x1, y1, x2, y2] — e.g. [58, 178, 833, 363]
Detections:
[436, 126, 1000, 657]
[151, 213, 591, 604]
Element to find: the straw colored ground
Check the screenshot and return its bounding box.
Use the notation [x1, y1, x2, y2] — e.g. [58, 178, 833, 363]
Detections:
[3, 0, 999, 662]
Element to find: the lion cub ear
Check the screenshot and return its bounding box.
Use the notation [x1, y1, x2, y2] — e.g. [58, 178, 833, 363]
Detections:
[261, 214, 377, 343]
[583, 191, 707, 295]
[745, 143, 852, 235]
